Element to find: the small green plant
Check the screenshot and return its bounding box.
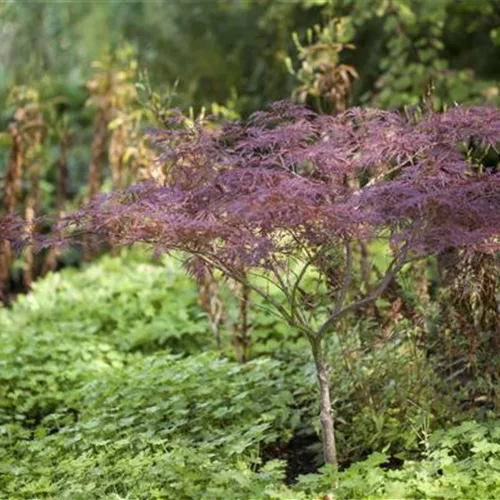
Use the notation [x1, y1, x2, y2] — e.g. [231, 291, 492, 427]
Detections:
[295, 420, 500, 499]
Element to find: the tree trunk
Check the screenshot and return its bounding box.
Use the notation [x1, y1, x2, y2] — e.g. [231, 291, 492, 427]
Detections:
[311, 337, 338, 467]
[231, 281, 251, 363]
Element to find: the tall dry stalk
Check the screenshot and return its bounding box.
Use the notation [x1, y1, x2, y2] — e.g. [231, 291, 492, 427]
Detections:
[0, 124, 23, 301]
[289, 17, 358, 114]
[198, 269, 226, 352]
[23, 119, 44, 290]
[83, 49, 138, 260]
[41, 123, 70, 276]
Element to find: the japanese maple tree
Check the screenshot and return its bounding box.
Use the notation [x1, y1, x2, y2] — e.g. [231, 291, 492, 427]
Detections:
[53, 101, 500, 466]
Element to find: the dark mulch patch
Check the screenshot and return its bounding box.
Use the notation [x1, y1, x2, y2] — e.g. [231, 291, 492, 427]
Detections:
[262, 431, 322, 484]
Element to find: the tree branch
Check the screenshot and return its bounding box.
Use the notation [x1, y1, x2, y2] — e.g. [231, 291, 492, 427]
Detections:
[333, 241, 353, 314]
[196, 253, 313, 338]
[290, 249, 323, 325]
[316, 245, 410, 339]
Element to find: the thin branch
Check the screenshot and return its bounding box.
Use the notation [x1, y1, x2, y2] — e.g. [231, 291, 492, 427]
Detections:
[246, 264, 291, 300]
[268, 257, 292, 302]
[196, 253, 313, 338]
[290, 248, 324, 325]
[333, 241, 353, 314]
[316, 245, 410, 339]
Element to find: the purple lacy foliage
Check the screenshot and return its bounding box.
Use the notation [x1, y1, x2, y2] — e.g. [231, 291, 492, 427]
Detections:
[0, 214, 28, 252]
[51, 101, 500, 270]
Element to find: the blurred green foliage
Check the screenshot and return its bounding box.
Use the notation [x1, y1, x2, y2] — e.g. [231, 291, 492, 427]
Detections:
[0, 0, 303, 117]
[2, 0, 500, 117]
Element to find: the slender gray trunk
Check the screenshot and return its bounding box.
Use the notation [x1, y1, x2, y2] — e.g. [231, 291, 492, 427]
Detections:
[311, 338, 338, 467]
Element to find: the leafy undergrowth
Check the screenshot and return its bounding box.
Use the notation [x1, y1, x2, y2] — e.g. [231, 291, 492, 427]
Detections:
[1, 352, 307, 499]
[1, 254, 500, 499]
[2, 252, 210, 356]
[296, 420, 500, 499]
[0, 252, 211, 426]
